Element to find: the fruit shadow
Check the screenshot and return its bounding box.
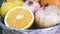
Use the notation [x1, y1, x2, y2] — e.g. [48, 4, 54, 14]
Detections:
[29, 21, 40, 30]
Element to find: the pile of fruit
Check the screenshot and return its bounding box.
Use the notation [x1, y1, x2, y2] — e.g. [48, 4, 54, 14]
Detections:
[0, 0, 60, 30]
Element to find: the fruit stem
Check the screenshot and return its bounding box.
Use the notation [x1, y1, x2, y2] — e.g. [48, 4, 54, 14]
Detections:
[44, 3, 49, 7]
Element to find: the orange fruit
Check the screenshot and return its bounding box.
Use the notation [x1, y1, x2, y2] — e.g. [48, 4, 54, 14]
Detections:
[40, 0, 48, 6]
[40, 0, 60, 8]
[47, 0, 60, 8]
[4, 6, 34, 30]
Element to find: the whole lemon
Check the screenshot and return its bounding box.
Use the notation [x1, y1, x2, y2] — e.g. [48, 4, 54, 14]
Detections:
[6, 0, 23, 2]
[0, 8, 1, 14]
[1, 1, 23, 17]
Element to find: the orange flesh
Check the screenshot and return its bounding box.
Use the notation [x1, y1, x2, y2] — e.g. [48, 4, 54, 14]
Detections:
[6, 8, 33, 29]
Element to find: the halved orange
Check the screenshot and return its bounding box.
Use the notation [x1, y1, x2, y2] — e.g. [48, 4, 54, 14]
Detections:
[4, 6, 34, 30]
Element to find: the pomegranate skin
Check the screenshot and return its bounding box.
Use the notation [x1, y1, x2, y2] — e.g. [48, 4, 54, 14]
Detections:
[23, 1, 40, 13]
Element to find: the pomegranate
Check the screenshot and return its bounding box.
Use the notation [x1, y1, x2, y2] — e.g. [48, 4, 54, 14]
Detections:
[35, 5, 60, 28]
[23, 0, 40, 13]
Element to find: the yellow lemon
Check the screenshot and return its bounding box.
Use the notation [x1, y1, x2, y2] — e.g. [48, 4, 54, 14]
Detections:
[1, 1, 23, 17]
[6, 0, 23, 2]
[0, 8, 1, 14]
